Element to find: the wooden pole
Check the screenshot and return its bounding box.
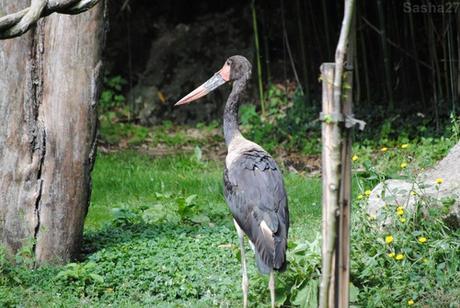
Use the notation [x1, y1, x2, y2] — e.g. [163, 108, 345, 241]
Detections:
[319, 0, 356, 307]
[319, 63, 340, 308]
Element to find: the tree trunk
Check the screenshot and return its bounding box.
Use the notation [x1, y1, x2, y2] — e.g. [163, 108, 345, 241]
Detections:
[0, 1, 105, 265]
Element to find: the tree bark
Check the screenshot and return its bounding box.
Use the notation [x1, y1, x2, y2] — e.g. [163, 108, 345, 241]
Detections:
[0, 0, 105, 265]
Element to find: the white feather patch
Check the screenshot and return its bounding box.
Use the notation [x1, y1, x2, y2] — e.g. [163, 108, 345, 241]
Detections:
[260, 220, 273, 238]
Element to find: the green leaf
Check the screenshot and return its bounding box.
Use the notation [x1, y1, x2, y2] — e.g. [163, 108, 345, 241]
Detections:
[349, 283, 360, 302]
[292, 279, 318, 308]
[89, 273, 104, 284]
[190, 214, 210, 224]
[185, 194, 198, 206]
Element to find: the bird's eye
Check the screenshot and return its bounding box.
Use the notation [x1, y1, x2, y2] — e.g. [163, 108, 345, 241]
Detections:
[227, 60, 231, 66]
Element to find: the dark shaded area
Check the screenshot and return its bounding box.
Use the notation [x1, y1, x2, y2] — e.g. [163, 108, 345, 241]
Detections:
[105, 0, 459, 133]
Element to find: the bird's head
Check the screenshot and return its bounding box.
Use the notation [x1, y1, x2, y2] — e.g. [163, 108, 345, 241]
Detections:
[175, 55, 251, 106]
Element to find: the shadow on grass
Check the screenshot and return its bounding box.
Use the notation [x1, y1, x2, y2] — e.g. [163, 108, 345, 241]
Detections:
[81, 221, 232, 258]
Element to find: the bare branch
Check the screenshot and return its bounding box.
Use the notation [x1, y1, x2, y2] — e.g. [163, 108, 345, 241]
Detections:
[0, 0, 100, 39]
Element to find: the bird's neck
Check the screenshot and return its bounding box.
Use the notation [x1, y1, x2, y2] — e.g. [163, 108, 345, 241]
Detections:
[223, 79, 245, 146]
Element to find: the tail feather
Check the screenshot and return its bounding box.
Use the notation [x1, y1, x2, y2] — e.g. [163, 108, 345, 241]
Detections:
[253, 229, 288, 274]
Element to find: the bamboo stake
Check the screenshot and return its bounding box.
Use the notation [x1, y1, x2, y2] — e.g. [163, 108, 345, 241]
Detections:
[333, 0, 355, 112]
[352, 6, 361, 105]
[407, 0, 426, 108]
[448, 16, 457, 111]
[442, 11, 450, 104]
[321, 0, 331, 58]
[319, 0, 355, 307]
[296, 0, 310, 103]
[261, 8, 271, 84]
[457, 8, 460, 111]
[426, 8, 443, 127]
[337, 9, 355, 307]
[376, 0, 394, 109]
[425, 11, 441, 130]
[251, 0, 265, 116]
[281, 0, 304, 96]
[359, 16, 371, 104]
[319, 62, 338, 308]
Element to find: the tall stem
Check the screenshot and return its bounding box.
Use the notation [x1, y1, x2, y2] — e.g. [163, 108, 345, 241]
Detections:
[296, 0, 310, 103]
[377, 0, 394, 109]
[251, 0, 265, 116]
[407, 0, 426, 108]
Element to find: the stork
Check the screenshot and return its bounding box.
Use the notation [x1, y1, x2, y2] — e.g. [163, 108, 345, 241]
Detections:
[176, 55, 289, 308]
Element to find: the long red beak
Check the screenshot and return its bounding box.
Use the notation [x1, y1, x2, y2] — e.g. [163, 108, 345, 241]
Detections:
[175, 64, 230, 106]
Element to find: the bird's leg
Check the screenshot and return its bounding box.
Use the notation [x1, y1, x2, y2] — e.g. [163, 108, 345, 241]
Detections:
[269, 271, 275, 308]
[234, 220, 249, 308]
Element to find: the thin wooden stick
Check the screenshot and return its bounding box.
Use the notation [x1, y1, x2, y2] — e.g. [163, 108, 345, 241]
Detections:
[319, 0, 355, 307]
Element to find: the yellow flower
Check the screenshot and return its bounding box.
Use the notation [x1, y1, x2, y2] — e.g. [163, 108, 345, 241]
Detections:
[435, 178, 444, 185]
[418, 236, 427, 244]
[380, 147, 388, 152]
[385, 235, 394, 244]
[410, 191, 417, 196]
[395, 253, 404, 260]
[357, 194, 363, 200]
[396, 206, 404, 216]
[400, 162, 408, 169]
[408, 299, 414, 305]
[364, 190, 372, 196]
[352, 155, 359, 162]
[401, 144, 409, 149]
[368, 214, 376, 221]
[400, 217, 406, 223]
[423, 258, 429, 263]
[388, 252, 395, 258]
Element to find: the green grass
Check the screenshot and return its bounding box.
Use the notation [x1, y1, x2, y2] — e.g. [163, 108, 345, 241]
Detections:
[88, 151, 321, 236]
[1, 151, 322, 307]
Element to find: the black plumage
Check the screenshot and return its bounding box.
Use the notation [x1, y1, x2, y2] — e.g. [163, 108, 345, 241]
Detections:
[224, 149, 289, 274]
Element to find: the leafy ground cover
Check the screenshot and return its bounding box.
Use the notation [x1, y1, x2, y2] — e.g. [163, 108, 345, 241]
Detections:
[0, 151, 322, 307]
[2, 109, 459, 306]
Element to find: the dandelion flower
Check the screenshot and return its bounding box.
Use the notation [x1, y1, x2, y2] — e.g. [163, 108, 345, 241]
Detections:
[364, 190, 372, 196]
[408, 299, 414, 305]
[410, 191, 417, 196]
[401, 144, 409, 149]
[400, 162, 408, 169]
[352, 155, 359, 162]
[418, 236, 427, 244]
[380, 147, 388, 152]
[357, 194, 363, 200]
[395, 253, 404, 260]
[385, 235, 394, 244]
[435, 178, 444, 185]
[400, 217, 406, 223]
[396, 206, 404, 216]
[388, 252, 395, 258]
